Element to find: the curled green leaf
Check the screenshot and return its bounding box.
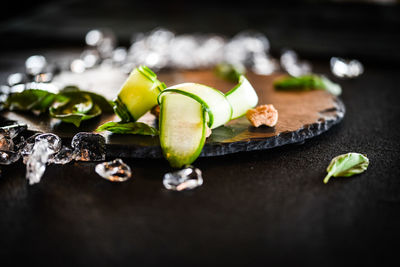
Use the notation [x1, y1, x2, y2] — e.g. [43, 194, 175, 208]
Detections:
[324, 152, 369, 184]
[50, 103, 101, 127]
[49, 93, 101, 127]
[274, 74, 342, 96]
[60, 86, 114, 113]
[96, 121, 158, 136]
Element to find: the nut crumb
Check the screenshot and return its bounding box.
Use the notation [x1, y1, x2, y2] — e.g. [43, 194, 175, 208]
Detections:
[246, 104, 278, 127]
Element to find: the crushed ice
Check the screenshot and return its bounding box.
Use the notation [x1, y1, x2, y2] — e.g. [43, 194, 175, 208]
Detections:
[330, 57, 364, 79]
[163, 166, 203, 191]
[71, 132, 106, 161]
[95, 158, 132, 182]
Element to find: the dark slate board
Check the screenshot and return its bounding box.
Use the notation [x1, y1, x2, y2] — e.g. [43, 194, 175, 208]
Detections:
[1, 69, 345, 158]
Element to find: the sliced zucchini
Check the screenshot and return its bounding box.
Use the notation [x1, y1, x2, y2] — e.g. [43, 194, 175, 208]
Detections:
[225, 75, 258, 120]
[114, 65, 166, 121]
[159, 92, 206, 168]
[162, 83, 232, 129]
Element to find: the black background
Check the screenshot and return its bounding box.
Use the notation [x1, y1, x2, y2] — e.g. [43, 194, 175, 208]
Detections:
[1, 0, 400, 266]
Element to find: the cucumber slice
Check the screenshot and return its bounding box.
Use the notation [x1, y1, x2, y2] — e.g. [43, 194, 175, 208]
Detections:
[162, 83, 232, 129]
[159, 93, 206, 168]
[114, 66, 166, 121]
[158, 88, 213, 127]
[225, 75, 258, 120]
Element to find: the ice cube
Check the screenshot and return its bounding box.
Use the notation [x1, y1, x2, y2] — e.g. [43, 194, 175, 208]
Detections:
[19, 133, 41, 163]
[147, 28, 174, 53]
[80, 49, 100, 68]
[35, 133, 61, 154]
[196, 35, 225, 67]
[18, 133, 60, 164]
[97, 30, 117, 58]
[25, 55, 47, 75]
[224, 31, 270, 67]
[10, 84, 25, 94]
[7, 73, 27, 86]
[112, 47, 127, 64]
[95, 158, 132, 182]
[85, 29, 104, 46]
[330, 57, 364, 79]
[71, 132, 106, 161]
[0, 94, 7, 105]
[0, 150, 20, 165]
[169, 35, 200, 69]
[280, 49, 312, 77]
[0, 85, 11, 95]
[163, 166, 203, 191]
[0, 122, 28, 139]
[251, 52, 279, 75]
[26, 140, 52, 185]
[70, 59, 86, 73]
[25, 82, 59, 94]
[48, 146, 74, 165]
[0, 135, 14, 151]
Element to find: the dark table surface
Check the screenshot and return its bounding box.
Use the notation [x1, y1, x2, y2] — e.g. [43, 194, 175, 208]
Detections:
[1, 1, 400, 266]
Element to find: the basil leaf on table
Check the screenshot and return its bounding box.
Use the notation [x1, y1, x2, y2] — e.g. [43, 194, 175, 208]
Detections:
[324, 152, 369, 184]
[274, 74, 342, 96]
[6, 89, 68, 113]
[96, 121, 159, 136]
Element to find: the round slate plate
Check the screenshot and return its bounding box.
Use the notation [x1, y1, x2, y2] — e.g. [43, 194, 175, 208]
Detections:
[1, 69, 345, 158]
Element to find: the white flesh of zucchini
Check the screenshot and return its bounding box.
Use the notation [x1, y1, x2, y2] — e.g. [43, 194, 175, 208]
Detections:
[166, 83, 232, 129]
[159, 93, 206, 168]
[225, 76, 258, 120]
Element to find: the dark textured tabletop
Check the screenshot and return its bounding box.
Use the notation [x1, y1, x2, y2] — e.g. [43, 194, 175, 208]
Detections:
[1, 1, 400, 266]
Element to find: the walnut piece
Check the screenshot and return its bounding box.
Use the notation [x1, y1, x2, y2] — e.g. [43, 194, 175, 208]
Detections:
[246, 104, 278, 127]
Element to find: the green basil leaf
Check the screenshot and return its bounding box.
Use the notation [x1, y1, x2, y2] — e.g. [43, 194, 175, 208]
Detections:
[324, 152, 369, 184]
[60, 86, 114, 113]
[96, 121, 159, 136]
[50, 103, 101, 127]
[6, 89, 67, 113]
[56, 93, 93, 114]
[274, 75, 342, 96]
[214, 63, 246, 83]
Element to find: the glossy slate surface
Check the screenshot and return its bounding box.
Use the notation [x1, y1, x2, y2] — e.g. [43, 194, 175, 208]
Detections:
[1, 70, 345, 158]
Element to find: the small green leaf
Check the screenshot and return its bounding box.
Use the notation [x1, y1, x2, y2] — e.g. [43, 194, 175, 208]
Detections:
[96, 121, 159, 136]
[49, 93, 101, 127]
[50, 103, 101, 127]
[6, 89, 67, 113]
[214, 63, 246, 83]
[324, 152, 369, 184]
[60, 86, 114, 113]
[274, 74, 342, 96]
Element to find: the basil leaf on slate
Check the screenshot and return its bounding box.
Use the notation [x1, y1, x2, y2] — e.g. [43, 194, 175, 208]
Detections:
[96, 121, 159, 136]
[6, 89, 68, 113]
[324, 152, 369, 184]
[60, 86, 114, 113]
[49, 93, 101, 127]
[50, 102, 101, 127]
[274, 74, 342, 96]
